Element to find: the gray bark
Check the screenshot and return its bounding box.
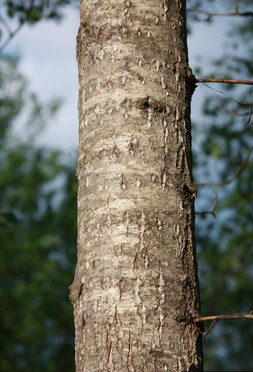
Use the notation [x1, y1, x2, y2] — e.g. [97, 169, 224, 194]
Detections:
[70, 0, 202, 370]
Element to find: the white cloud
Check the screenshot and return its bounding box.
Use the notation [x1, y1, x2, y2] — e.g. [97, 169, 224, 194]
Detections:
[9, 6, 79, 151]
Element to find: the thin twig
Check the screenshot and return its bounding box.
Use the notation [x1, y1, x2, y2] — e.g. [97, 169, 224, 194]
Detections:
[194, 313, 253, 323]
[194, 313, 253, 337]
[215, 103, 253, 126]
[218, 106, 251, 117]
[195, 195, 218, 217]
[198, 145, 253, 187]
[234, 0, 240, 14]
[202, 320, 218, 337]
[195, 209, 215, 217]
[187, 8, 253, 18]
[246, 105, 253, 126]
[199, 83, 251, 107]
[0, 13, 12, 34]
[196, 77, 253, 86]
[0, 20, 24, 53]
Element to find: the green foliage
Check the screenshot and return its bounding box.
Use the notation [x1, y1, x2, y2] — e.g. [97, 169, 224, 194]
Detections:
[0, 56, 76, 371]
[0, 56, 25, 142]
[5, 0, 78, 24]
[0, 0, 79, 54]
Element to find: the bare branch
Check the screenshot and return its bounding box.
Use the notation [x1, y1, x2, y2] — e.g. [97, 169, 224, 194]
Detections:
[195, 195, 218, 217]
[187, 8, 253, 18]
[234, 0, 240, 14]
[214, 102, 253, 126]
[218, 106, 252, 118]
[0, 19, 24, 53]
[196, 77, 253, 86]
[195, 313, 253, 323]
[0, 13, 12, 34]
[197, 82, 252, 107]
[198, 145, 253, 188]
[194, 313, 253, 336]
[246, 105, 253, 126]
[195, 209, 215, 218]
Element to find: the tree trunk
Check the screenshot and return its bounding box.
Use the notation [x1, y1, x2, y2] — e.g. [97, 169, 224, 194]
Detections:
[70, 0, 202, 370]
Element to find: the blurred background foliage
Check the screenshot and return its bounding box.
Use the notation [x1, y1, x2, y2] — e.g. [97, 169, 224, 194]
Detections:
[0, 2, 77, 369]
[0, 0, 253, 371]
[5, 0, 78, 23]
[190, 0, 253, 369]
[0, 54, 76, 371]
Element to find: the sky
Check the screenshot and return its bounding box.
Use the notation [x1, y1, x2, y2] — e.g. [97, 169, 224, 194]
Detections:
[5, 5, 232, 152]
[8, 6, 79, 151]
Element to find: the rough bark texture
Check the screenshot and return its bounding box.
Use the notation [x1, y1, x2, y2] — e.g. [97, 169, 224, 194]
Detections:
[70, 0, 202, 370]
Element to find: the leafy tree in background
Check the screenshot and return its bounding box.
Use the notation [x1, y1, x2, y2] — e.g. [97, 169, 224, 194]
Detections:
[5, 0, 77, 22]
[0, 2, 78, 370]
[0, 0, 78, 51]
[0, 56, 76, 371]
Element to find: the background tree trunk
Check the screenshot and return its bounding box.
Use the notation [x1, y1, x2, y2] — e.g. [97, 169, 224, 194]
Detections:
[70, 0, 202, 370]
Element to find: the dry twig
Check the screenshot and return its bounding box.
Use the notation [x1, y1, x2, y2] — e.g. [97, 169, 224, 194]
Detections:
[196, 77, 253, 86]
[0, 10, 24, 53]
[195, 195, 218, 217]
[187, 8, 253, 20]
[198, 145, 253, 188]
[194, 313, 253, 336]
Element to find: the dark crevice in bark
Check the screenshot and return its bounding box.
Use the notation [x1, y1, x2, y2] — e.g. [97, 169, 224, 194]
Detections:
[138, 97, 167, 113]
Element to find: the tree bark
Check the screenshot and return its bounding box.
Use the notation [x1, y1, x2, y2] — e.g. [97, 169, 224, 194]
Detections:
[70, 0, 202, 370]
